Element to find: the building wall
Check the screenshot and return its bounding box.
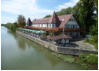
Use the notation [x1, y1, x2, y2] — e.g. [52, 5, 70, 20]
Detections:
[64, 16, 79, 29]
[32, 23, 56, 28]
[65, 32, 80, 38]
[63, 16, 80, 38]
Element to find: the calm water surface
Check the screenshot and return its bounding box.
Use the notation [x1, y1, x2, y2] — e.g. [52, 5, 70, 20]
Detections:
[1, 27, 90, 70]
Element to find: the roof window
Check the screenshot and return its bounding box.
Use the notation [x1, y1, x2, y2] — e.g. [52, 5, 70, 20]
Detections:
[61, 19, 64, 21]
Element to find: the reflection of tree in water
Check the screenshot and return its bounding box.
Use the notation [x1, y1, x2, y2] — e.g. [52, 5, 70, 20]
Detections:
[8, 30, 60, 66]
[27, 40, 59, 66]
[7, 30, 26, 50]
[16, 36, 27, 50]
[7, 30, 17, 39]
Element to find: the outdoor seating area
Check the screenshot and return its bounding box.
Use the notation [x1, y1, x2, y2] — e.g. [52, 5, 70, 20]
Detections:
[17, 28, 46, 38]
[17, 28, 74, 47]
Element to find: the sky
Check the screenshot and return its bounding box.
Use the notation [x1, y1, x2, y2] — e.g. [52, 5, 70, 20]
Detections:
[1, 0, 79, 24]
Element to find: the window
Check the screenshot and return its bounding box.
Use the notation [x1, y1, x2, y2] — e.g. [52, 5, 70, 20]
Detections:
[74, 25, 76, 28]
[66, 40, 69, 43]
[77, 25, 79, 28]
[61, 19, 64, 21]
[53, 24, 56, 28]
[70, 18, 73, 21]
[71, 25, 74, 28]
[73, 25, 75, 28]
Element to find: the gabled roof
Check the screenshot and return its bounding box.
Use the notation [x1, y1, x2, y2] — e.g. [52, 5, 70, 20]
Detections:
[59, 14, 73, 28]
[32, 12, 73, 28]
[32, 17, 50, 24]
[27, 18, 32, 26]
[49, 11, 60, 25]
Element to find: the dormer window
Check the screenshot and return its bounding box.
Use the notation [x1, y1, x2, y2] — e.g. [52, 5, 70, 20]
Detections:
[61, 19, 64, 21]
[69, 18, 73, 21]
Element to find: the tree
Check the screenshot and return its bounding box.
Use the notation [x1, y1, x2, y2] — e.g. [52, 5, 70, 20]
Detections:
[94, 0, 98, 15]
[44, 15, 51, 18]
[78, 0, 95, 34]
[56, 7, 72, 16]
[17, 15, 26, 27]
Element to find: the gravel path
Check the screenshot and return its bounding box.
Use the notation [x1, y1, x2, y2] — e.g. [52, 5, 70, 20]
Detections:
[73, 40, 97, 51]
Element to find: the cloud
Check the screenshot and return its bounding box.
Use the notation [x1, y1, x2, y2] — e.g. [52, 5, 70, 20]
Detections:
[2, 0, 53, 14]
[1, 16, 16, 24]
[1, 0, 79, 24]
[56, 0, 79, 11]
[1, 0, 54, 23]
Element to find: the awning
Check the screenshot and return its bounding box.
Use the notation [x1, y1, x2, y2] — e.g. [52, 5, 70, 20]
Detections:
[18, 28, 46, 34]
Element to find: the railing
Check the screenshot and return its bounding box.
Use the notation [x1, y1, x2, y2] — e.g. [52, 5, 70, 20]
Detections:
[24, 26, 84, 32]
[24, 26, 59, 32]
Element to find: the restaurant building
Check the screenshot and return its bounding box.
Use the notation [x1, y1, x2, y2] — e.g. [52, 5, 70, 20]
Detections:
[25, 12, 80, 45]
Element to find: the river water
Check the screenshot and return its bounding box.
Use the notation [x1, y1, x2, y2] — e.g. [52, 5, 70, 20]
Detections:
[1, 27, 90, 70]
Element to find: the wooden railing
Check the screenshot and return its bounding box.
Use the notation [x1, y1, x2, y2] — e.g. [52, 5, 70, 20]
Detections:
[24, 26, 83, 32]
[24, 26, 59, 32]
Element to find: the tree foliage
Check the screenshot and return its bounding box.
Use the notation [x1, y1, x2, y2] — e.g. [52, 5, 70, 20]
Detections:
[44, 15, 51, 18]
[79, 0, 95, 33]
[17, 15, 26, 27]
[56, 7, 72, 15]
[44, 0, 97, 35]
[2, 22, 17, 32]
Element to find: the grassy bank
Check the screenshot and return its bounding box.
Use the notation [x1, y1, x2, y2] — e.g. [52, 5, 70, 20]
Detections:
[51, 52, 98, 70]
[85, 35, 98, 49]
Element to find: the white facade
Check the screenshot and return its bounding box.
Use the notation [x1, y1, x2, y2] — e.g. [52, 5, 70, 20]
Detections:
[32, 16, 79, 29]
[32, 23, 56, 28]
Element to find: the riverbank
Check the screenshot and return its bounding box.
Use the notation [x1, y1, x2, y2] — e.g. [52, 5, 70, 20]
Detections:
[51, 52, 98, 70]
[16, 30, 98, 69]
[16, 30, 97, 55]
[16, 32, 97, 70]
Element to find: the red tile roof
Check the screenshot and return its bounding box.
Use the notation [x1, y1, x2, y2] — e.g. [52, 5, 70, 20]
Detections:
[58, 14, 73, 28]
[32, 13, 73, 28]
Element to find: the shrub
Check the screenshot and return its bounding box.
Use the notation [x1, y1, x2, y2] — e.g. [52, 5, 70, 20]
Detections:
[85, 35, 98, 49]
[79, 53, 98, 64]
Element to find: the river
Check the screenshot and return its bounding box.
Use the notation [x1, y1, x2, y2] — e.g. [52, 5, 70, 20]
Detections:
[1, 27, 90, 70]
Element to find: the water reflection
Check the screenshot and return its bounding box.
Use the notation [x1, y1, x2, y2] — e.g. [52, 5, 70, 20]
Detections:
[1, 27, 90, 70]
[6, 29, 60, 66]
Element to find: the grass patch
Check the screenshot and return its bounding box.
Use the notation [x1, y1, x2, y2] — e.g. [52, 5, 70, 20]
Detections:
[52, 52, 75, 63]
[85, 35, 98, 49]
[79, 53, 98, 64]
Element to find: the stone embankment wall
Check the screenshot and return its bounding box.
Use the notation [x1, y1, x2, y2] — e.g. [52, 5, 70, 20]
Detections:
[16, 31, 97, 56]
[57, 47, 97, 55]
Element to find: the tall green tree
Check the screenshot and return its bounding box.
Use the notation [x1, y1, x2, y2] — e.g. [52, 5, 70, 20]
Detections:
[89, 0, 98, 36]
[56, 7, 72, 15]
[44, 15, 51, 18]
[79, 0, 95, 34]
[17, 15, 26, 27]
[94, 0, 98, 15]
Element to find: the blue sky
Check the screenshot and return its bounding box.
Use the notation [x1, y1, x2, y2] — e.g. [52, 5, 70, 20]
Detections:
[1, 0, 79, 24]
